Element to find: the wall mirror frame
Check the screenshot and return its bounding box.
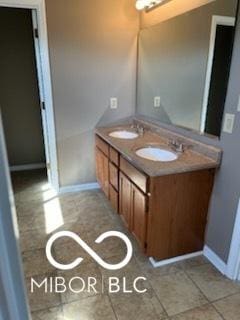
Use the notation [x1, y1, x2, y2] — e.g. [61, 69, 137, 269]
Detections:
[136, 0, 239, 139]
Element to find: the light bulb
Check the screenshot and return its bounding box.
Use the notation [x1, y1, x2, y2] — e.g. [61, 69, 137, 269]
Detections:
[135, 0, 148, 10]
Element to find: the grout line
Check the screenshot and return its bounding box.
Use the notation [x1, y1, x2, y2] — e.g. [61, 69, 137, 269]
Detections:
[183, 269, 211, 302]
[107, 293, 119, 320]
[211, 303, 227, 320]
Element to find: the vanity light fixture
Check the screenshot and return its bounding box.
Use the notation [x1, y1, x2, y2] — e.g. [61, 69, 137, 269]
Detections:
[135, 0, 172, 12]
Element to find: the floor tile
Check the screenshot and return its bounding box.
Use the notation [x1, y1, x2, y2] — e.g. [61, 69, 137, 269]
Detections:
[27, 273, 61, 312]
[18, 213, 46, 233]
[31, 306, 64, 320]
[151, 271, 207, 316]
[213, 293, 240, 320]
[58, 263, 102, 303]
[109, 291, 167, 320]
[13, 170, 240, 320]
[52, 236, 93, 266]
[20, 229, 48, 252]
[186, 264, 240, 301]
[16, 202, 45, 218]
[135, 250, 183, 280]
[22, 248, 55, 277]
[170, 304, 222, 320]
[178, 256, 210, 271]
[62, 294, 116, 319]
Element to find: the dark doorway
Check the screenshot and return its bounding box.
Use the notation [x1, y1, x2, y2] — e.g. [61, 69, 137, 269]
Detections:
[0, 7, 45, 169]
[205, 24, 235, 136]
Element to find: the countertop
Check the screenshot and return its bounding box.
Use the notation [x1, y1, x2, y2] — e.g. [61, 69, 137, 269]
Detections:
[95, 125, 221, 177]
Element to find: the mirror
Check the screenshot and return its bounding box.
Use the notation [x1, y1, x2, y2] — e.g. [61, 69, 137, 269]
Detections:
[137, 0, 238, 137]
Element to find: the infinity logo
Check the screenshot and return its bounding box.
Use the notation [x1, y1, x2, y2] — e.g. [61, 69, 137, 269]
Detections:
[46, 231, 133, 270]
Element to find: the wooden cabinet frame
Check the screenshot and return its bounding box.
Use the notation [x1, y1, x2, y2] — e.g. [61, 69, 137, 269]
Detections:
[95, 134, 215, 261]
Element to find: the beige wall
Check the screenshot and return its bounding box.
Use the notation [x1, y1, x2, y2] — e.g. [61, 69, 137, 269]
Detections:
[140, 0, 215, 28]
[45, 0, 139, 187]
[0, 8, 45, 166]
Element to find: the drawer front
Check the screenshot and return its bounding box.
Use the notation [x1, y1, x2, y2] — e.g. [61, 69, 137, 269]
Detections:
[95, 135, 109, 156]
[109, 162, 119, 191]
[120, 156, 148, 194]
[110, 147, 119, 166]
[109, 184, 118, 213]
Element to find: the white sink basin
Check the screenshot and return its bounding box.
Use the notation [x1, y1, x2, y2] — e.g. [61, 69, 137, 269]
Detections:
[136, 147, 178, 162]
[109, 130, 139, 139]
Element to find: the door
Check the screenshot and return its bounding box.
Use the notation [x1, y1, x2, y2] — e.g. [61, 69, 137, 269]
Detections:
[119, 172, 132, 229]
[131, 185, 147, 250]
[95, 148, 109, 197]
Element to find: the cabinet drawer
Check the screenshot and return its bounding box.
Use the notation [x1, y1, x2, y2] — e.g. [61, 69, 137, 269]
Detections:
[109, 184, 118, 213]
[95, 135, 109, 156]
[110, 147, 119, 166]
[120, 156, 148, 194]
[109, 162, 119, 191]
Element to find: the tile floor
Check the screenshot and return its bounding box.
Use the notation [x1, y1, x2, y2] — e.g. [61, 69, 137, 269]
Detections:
[12, 170, 240, 320]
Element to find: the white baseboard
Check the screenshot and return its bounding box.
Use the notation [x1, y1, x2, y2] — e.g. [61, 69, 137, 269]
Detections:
[149, 251, 203, 268]
[225, 199, 240, 280]
[10, 163, 46, 172]
[203, 245, 227, 275]
[59, 182, 100, 194]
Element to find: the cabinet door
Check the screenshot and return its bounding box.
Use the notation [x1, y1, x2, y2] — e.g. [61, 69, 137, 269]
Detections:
[95, 148, 109, 197]
[109, 162, 118, 191]
[131, 185, 147, 251]
[109, 184, 118, 213]
[119, 172, 132, 229]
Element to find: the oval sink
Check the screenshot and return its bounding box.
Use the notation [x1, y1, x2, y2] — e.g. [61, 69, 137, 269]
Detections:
[136, 147, 178, 162]
[109, 130, 139, 139]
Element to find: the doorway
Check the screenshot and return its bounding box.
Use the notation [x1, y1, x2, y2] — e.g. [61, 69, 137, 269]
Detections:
[200, 15, 235, 135]
[0, 0, 58, 192]
[0, 7, 46, 175]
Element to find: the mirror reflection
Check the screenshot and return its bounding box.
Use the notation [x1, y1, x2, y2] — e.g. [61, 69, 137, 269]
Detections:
[137, 0, 238, 137]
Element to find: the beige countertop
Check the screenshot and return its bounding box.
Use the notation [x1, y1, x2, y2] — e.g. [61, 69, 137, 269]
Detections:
[95, 125, 221, 177]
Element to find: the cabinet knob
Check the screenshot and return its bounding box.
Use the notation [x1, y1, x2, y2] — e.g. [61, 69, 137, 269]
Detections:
[147, 193, 151, 197]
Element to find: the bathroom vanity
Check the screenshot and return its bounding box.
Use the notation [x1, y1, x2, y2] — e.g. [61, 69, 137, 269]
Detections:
[95, 121, 221, 261]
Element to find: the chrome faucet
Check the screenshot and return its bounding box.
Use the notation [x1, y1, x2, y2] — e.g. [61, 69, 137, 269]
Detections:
[131, 123, 145, 136]
[168, 139, 185, 153]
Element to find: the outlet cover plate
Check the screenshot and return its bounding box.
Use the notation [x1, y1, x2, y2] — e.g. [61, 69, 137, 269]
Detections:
[110, 98, 118, 109]
[154, 96, 161, 108]
[223, 113, 235, 133]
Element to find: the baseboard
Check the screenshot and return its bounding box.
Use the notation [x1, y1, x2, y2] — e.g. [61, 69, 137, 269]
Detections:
[225, 199, 240, 280]
[10, 163, 46, 172]
[203, 245, 227, 275]
[59, 182, 100, 194]
[149, 251, 203, 268]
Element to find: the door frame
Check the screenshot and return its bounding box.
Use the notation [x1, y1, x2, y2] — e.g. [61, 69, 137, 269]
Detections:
[0, 112, 30, 320]
[226, 198, 240, 280]
[200, 15, 235, 133]
[0, 0, 59, 191]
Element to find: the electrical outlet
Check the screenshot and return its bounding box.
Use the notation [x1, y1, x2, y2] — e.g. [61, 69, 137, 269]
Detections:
[237, 95, 240, 112]
[223, 113, 235, 133]
[110, 98, 118, 109]
[154, 96, 161, 108]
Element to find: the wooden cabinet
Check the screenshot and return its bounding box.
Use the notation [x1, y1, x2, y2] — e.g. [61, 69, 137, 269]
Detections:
[119, 172, 148, 250]
[95, 147, 109, 197]
[95, 136, 119, 210]
[109, 184, 118, 212]
[119, 172, 132, 229]
[95, 134, 215, 261]
[131, 184, 147, 251]
[147, 171, 215, 260]
[109, 162, 118, 191]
